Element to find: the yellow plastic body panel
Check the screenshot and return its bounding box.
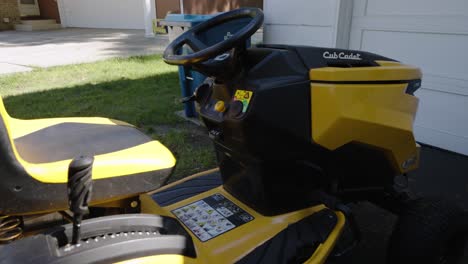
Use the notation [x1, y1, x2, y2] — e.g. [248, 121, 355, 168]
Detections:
[0, 98, 175, 183]
[141, 173, 346, 264]
[309, 62, 422, 173]
[309, 62, 422, 82]
[115, 254, 184, 264]
[305, 211, 345, 264]
[311, 82, 419, 173]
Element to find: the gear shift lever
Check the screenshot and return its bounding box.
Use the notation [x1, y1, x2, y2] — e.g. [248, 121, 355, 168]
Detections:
[67, 155, 94, 245]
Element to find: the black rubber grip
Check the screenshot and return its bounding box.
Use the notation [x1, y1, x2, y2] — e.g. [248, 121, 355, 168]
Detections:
[67, 156, 94, 215]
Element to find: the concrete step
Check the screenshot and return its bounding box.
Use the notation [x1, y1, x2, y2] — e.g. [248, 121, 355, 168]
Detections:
[15, 23, 62, 31]
[20, 19, 57, 25]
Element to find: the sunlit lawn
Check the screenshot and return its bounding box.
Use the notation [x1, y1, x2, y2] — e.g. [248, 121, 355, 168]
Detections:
[0, 55, 216, 181]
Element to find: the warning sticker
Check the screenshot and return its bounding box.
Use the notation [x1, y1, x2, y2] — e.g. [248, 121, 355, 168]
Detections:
[172, 193, 254, 242]
[233, 90, 253, 113]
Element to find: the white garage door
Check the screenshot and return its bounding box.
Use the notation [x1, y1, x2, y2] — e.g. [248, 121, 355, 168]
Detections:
[350, 0, 468, 155]
[263, 0, 343, 47]
[60, 0, 145, 29]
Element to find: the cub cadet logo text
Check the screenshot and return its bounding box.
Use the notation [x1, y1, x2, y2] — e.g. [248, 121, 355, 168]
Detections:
[323, 51, 362, 61]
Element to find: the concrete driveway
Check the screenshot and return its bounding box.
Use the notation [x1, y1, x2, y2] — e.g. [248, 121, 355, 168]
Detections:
[0, 28, 169, 75]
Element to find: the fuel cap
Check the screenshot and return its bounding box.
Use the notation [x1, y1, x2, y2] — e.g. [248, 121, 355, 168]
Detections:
[214, 101, 226, 112]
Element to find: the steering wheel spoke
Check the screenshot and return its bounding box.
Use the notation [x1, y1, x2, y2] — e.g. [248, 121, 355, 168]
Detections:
[185, 35, 208, 52]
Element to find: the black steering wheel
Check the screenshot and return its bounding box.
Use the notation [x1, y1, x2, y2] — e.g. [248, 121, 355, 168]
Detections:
[163, 8, 264, 66]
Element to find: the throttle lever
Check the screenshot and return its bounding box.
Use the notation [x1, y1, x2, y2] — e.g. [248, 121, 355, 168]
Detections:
[179, 94, 196, 104]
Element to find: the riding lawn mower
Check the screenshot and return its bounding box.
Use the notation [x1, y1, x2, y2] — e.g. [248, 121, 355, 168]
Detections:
[1, 8, 467, 264]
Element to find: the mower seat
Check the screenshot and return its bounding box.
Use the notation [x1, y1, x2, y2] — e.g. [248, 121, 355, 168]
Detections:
[0, 98, 175, 215]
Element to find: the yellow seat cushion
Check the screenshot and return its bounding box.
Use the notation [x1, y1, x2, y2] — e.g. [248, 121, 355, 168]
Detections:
[8, 117, 176, 184]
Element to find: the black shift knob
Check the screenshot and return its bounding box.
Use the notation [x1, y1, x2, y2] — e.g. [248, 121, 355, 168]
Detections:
[67, 155, 94, 244]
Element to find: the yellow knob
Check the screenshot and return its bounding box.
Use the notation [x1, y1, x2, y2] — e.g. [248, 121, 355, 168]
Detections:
[214, 101, 226, 112]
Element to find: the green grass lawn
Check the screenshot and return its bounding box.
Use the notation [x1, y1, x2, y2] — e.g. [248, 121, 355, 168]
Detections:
[0, 55, 216, 181]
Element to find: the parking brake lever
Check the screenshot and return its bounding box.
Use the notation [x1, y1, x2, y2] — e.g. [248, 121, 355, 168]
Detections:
[179, 82, 213, 105]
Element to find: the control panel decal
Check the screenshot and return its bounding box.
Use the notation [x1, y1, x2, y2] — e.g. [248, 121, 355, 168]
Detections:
[233, 90, 253, 113]
[172, 193, 254, 242]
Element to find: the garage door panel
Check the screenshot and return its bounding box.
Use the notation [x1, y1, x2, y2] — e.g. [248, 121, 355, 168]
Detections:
[351, 0, 468, 155]
[264, 25, 334, 46]
[62, 0, 145, 29]
[264, 0, 341, 47]
[264, 0, 337, 26]
[366, 0, 468, 16]
[415, 89, 468, 136]
[350, 16, 467, 35]
[423, 75, 468, 97]
[414, 90, 468, 155]
[415, 125, 468, 156]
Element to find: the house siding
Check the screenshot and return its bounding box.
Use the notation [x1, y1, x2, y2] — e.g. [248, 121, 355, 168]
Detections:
[156, 0, 180, 19]
[0, 0, 21, 30]
[183, 0, 262, 14]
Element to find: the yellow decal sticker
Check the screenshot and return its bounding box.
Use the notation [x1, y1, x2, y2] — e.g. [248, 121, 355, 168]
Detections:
[234, 90, 253, 113]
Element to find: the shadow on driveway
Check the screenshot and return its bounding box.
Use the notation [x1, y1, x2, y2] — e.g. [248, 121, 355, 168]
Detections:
[0, 28, 169, 71]
[337, 145, 468, 263]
